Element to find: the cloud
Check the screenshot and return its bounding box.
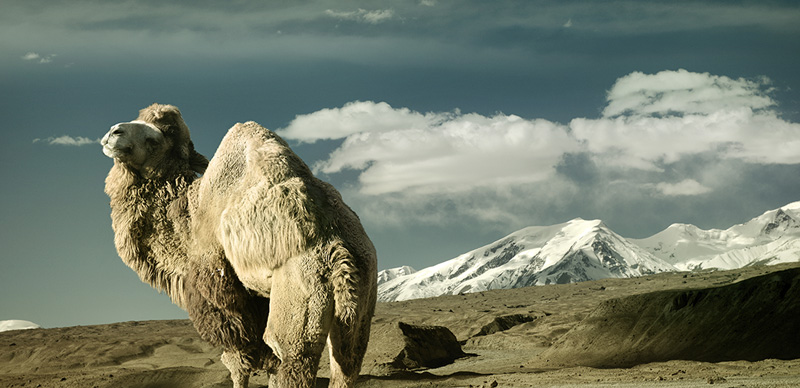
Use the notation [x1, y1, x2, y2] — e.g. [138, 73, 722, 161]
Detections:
[33, 136, 98, 146]
[342, 179, 580, 229]
[324, 8, 395, 24]
[281, 102, 580, 195]
[652, 179, 712, 196]
[21, 52, 57, 64]
[572, 70, 800, 169]
[602, 69, 775, 117]
[281, 101, 442, 143]
[280, 69, 800, 226]
[571, 108, 800, 170]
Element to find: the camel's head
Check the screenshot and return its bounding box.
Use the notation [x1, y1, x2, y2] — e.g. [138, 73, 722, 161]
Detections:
[102, 120, 168, 169]
[102, 103, 208, 176]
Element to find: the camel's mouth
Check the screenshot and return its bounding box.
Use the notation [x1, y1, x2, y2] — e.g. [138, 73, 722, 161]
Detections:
[101, 128, 133, 160]
[102, 142, 132, 159]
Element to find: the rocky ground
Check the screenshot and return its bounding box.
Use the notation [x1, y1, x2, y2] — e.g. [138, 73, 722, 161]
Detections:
[2, 262, 799, 388]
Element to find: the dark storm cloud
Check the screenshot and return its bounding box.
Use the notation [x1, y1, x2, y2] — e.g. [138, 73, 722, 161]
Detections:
[3, 0, 796, 81]
[10, 1, 795, 45]
[74, 15, 220, 33]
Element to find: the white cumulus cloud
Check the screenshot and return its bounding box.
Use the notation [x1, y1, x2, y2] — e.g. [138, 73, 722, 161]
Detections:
[281, 102, 580, 195]
[325, 8, 395, 24]
[653, 179, 713, 196]
[571, 108, 800, 170]
[22, 52, 57, 64]
[33, 136, 99, 146]
[281, 101, 442, 143]
[602, 69, 775, 117]
[279, 69, 800, 225]
[572, 69, 800, 170]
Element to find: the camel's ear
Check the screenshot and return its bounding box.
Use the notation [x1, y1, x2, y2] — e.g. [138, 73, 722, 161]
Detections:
[176, 139, 193, 161]
[188, 144, 209, 175]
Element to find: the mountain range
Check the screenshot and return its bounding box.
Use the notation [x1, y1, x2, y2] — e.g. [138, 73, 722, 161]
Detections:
[378, 201, 800, 302]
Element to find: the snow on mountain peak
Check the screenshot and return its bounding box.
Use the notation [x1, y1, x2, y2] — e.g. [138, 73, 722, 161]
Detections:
[782, 201, 800, 212]
[633, 201, 800, 270]
[0, 320, 41, 332]
[377, 266, 416, 284]
[378, 201, 800, 303]
[378, 217, 675, 302]
[761, 209, 799, 235]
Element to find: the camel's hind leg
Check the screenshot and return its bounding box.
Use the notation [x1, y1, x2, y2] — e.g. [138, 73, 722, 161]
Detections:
[264, 259, 333, 388]
[328, 262, 376, 388]
[327, 308, 373, 388]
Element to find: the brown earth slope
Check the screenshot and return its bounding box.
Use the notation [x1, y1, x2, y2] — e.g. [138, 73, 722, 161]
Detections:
[536, 266, 800, 368]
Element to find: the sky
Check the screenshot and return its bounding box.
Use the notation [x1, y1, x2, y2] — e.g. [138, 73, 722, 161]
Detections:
[1, 0, 799, 328]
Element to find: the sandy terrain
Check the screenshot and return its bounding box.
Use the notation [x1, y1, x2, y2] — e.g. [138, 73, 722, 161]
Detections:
[2, 262, 799, 387]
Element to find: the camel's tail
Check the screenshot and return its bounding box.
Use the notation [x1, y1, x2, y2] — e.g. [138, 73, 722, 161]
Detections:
[328, 240, 360, 326]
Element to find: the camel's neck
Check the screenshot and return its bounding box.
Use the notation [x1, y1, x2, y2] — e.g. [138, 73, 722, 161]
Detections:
[106, 163, 196, 307]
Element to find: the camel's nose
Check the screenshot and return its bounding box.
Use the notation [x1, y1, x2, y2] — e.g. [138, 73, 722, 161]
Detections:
[110, 124, 125, 136]
[102, 124, 121, 147]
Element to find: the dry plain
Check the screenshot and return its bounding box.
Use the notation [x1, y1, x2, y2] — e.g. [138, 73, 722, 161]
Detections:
[2, 262, 799, 388]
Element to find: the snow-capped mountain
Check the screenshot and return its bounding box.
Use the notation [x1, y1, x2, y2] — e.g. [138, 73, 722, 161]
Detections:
[378, 201, 800, 303]
[378, 219, 677, 302]
[632, 201, 800, 270]
[377, 266, 416, 284]
[0, 320, 41, 332]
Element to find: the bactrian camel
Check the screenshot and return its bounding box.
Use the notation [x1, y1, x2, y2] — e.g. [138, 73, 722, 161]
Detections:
[102, 103, 377, 387]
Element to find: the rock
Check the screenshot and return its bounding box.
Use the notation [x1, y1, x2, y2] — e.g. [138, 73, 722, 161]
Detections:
[393, 322, 466, 369]
[707, 376, 727, 384]
[473, 314, 536, 337]
[362, 321, 468, 374]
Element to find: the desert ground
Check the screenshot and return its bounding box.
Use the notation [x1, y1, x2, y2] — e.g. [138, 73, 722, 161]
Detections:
[2, 262, 799, 388]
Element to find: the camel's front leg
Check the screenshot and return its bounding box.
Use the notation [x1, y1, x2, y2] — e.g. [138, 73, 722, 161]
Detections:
[221, 345, 280, 388]
[221, 349, 250, 388]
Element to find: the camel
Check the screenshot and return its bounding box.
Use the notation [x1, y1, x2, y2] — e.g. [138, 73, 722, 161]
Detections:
[102, 103, 377, 388]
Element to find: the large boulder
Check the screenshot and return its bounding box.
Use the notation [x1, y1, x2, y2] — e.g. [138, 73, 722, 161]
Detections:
[392, 322, 466, 369]
[361, 321, 467, 375]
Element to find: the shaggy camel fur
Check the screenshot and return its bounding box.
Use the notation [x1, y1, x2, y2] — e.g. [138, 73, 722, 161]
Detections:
[102, 103, 377, 388]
